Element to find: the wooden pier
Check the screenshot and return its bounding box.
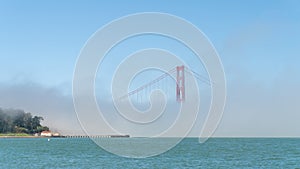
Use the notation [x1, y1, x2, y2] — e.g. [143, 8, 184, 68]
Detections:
[63, 135, 130, 138]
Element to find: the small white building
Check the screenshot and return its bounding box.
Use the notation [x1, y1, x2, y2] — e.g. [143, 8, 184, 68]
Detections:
[41, 131, 52, 137]
[52, 132, 60, 137]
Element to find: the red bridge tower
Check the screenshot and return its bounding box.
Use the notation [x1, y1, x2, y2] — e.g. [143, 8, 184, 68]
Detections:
[176, 65, 185, 102]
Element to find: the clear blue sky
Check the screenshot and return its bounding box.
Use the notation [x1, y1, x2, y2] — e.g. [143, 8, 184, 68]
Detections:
[0, 1, 299, 136]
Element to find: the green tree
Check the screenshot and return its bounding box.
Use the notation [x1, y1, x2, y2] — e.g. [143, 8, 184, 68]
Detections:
[0, 108, 49, 134]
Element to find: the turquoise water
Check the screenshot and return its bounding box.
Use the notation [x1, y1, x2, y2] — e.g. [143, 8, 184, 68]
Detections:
[0, 138, 300, 168]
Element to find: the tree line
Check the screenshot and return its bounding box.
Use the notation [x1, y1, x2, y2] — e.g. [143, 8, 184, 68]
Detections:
[0, 108, 49, 134]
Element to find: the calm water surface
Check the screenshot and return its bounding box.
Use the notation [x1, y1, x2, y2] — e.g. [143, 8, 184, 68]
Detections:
[0, 138, 300, 168]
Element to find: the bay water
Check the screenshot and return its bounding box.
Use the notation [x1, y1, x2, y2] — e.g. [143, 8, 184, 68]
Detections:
[0, 138, 299, 168]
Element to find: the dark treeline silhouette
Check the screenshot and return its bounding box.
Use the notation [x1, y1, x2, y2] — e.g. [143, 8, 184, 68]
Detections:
[0, 108, 49, 134]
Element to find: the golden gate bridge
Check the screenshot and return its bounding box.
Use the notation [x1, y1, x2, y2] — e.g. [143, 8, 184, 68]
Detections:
[119, 65, 211, 103]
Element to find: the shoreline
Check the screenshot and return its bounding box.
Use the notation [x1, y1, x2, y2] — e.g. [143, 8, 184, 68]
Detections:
[0, 136, 64, 138]
[1, 135, 299, 139]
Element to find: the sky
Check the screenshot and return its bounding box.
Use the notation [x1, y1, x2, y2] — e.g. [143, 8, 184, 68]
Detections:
[0, 1, 299, 137]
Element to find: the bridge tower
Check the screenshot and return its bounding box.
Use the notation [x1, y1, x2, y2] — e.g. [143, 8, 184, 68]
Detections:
[176, 65, 185, 102]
